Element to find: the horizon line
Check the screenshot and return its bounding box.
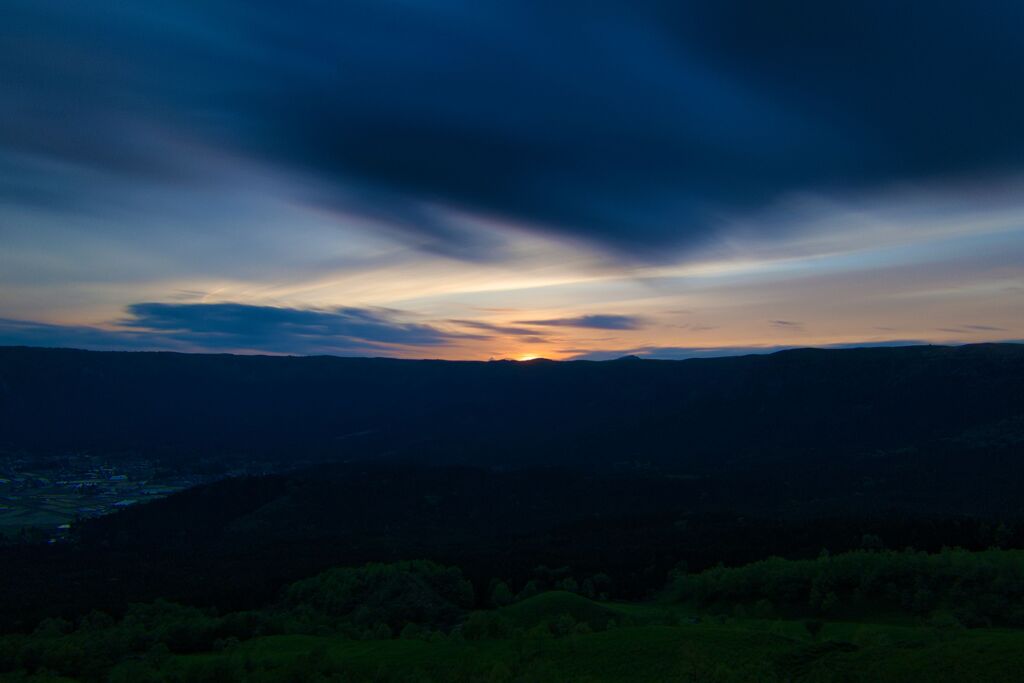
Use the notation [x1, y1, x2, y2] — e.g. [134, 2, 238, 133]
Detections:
[2, 340, 1021, 364]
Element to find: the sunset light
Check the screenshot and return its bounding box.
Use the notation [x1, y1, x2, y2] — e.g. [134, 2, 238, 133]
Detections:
[3, 3, 1024, 679]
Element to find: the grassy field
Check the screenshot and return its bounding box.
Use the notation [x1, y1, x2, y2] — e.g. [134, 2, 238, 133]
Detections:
[143, 621, 1024, 682]
[94, 593, 1024, 682]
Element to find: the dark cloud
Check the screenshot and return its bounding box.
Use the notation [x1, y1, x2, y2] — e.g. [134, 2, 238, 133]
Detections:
[569, 345, 787, 361]
[939, 325, 1009, 335]
[517, 315, 644, 330]
[122, 302, 463, 350]
[0, 318, 160, 352]
[570, 340, 933, 361]
[447, 319, 540, 336]
[770, 320, 803, 328]
[0, 303, 474, 355]
[4, 1, 1023, 260]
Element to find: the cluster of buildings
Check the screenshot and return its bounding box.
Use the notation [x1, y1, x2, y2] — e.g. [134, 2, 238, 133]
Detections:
[0, 453, 206, 542]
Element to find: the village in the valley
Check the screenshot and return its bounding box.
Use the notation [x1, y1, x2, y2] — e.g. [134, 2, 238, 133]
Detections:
[0, 452, 211, 542]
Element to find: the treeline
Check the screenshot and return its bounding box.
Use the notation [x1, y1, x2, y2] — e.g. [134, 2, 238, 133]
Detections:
[0, 562, 469, 682]
[0, 561, 626, 682]
[8, 549, 1024, 681]
[670, 547, 1024, 627]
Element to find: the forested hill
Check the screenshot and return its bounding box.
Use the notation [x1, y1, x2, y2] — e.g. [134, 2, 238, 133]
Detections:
[1, 343, 1022, 469]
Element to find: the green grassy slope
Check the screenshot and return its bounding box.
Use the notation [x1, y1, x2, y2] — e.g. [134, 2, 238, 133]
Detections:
[133, 618, 1024, 682]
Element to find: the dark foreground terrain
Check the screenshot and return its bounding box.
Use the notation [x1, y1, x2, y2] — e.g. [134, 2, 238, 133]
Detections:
[8, 551, 1024, 682]
[1, 343, 1023, 680]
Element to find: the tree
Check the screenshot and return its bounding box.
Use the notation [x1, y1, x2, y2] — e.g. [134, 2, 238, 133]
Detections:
[591, 573, 613, 600]
[804, 619, 824, 641]
[399, 623, 424, 640]
[861, 534, 885, 551]
[490, 581, 513, 607]
[517, 581, 539, 601]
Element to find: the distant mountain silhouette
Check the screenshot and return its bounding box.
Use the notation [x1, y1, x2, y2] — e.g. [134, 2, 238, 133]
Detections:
[1, 343, 1023, 470]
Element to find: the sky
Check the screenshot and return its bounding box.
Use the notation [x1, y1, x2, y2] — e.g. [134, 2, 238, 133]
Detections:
[1, 1, 1023, 360]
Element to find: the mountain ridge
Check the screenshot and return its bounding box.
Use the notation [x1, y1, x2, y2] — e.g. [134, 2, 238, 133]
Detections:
[1, 343, 1022, 470]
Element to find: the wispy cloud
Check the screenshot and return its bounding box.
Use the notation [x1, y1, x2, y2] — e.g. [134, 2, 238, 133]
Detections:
[516, 314, 645, 330]
[447, 319, 540, 337]
[0, 303, 478, 356]
[936, 325, 1008, 334]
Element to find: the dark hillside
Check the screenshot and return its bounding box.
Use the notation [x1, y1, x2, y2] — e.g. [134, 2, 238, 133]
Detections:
[4, 460, 1024, 631]
[1, 343, 1022, 470]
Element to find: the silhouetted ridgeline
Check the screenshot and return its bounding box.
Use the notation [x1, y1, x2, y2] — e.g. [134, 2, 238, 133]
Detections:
[1, 343, 1022, 469]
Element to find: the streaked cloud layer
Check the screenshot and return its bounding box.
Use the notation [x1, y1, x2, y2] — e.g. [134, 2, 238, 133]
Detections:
[1, 1, 1022, 358]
